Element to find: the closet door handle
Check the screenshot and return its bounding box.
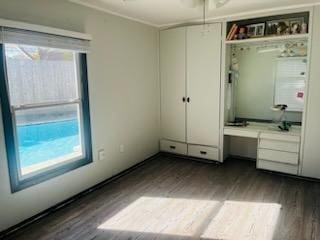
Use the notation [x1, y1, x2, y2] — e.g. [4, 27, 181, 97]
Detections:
[182, 97, 186, 102]
[187, 97, 190, 103]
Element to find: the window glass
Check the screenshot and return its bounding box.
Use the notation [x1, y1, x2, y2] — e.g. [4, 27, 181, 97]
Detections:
[5, 44, 78, 106]
[15, 104, 84, 177]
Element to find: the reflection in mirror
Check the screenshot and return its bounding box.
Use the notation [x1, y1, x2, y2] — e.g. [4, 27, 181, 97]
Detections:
[228, 40, 307, 124]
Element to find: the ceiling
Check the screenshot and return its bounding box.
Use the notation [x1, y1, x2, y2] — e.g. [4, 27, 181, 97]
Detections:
[70, 0, 320, 27]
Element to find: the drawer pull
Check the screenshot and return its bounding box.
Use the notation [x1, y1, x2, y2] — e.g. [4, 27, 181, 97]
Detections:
[170, 146, 176, 150]
[200, 151, 207, 155]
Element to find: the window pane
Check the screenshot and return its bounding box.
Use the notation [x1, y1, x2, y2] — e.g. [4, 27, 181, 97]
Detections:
[15, 104, 84, 176]
[5, 44, 78, 106]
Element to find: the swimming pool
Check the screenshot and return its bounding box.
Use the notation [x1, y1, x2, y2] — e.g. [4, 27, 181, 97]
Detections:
[17, 119, 81, 167]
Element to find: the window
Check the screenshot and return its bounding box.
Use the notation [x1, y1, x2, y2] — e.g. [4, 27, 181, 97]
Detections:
[0, 29, 92, 192]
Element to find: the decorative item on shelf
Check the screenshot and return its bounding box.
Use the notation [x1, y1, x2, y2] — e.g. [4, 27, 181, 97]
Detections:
[226, 24, 234, 40]
[290, 23, 300, 35]
[226, 24, 238, 40]
[301, 22, 308, 34]
[289, 18, 304, 34]
[266, 17, 306, 36]
[266, 20, 290, 36]
[278, 22, 290, 35]
[235, 25, 248, 40]
[247, 23, 265, 38]
[271, 104, 291, 131]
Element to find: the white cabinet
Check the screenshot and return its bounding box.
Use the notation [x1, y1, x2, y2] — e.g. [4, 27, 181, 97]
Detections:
[160, 140, 188, 155]
[257, 160, 299, 175]
[187, 24, 222, 147]
[188, 144, 219, 161]
[257, 132, 300, 175]
[160, 28, 187, 142]
[259, 149, 299, 165]
[160, 24, 222, 161]
[301, 6, 320, 179]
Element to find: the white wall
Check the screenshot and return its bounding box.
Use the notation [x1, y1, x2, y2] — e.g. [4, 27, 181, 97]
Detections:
[0, 0, 160, 232]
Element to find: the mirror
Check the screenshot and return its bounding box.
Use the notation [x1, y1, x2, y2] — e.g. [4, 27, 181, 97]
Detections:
[228, 40, 308, 124]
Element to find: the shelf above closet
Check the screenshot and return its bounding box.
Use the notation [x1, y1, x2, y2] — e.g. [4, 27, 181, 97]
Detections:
[224, 34, 309, 45]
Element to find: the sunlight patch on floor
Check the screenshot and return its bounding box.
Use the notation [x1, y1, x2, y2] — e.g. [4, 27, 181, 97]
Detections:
[98, 197, 281, 239]
[201, 201, 281, 240]
[98, 196, 219, 237]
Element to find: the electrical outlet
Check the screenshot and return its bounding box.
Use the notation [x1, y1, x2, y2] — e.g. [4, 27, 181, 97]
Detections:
[98, 149, 106, 161]
[119, 144, 125, 153]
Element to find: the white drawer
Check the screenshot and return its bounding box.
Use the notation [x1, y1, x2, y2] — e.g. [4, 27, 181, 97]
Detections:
[188, 145, 219, 161]
[259, 133, 300, 143]
[257, 160, 298, 175]
[259, 139, 300, 153]
[160, 140, 187, 155]
[258, 149, 299, 165]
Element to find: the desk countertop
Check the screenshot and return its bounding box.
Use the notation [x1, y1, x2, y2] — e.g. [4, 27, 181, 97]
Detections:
[224, 122, 301, 138]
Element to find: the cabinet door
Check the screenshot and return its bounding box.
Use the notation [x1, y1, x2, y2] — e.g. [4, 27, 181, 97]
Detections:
[302, 7, 320, 179]
[160, 28, 186, 142]
[186, 24, 222, 147]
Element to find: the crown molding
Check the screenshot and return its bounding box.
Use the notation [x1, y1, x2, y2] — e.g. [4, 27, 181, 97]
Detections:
[159, 3, 320, 28]
[70, 0, 161, 27]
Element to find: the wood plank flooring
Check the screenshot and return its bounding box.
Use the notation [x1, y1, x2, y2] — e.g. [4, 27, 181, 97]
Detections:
[3, 155, 320, 240]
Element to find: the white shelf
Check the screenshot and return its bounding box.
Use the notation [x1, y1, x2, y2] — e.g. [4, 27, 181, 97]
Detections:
[224, 34, 309, 45]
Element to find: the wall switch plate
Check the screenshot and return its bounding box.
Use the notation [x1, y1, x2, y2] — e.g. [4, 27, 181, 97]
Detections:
[120, 145, 125, 153]
[98, 149, 106, 161]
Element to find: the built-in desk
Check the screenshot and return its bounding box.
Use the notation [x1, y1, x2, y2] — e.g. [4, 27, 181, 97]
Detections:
[224, 122, 301, 138]
[224, 122, 301, 175]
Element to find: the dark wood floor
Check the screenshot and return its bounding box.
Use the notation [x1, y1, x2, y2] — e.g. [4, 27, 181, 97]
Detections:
[4, 155, 320, 240]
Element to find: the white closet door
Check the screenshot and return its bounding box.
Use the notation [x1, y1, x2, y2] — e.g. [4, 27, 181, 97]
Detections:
[301, 6, 320, 179]
[160, 28, 186, 142]
[186, 24, 222, 146]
